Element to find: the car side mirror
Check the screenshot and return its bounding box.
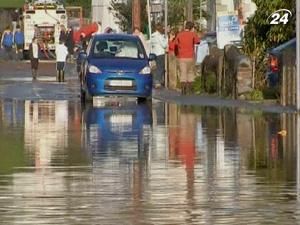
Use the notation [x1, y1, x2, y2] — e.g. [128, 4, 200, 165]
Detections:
[148, 53, 156, 61]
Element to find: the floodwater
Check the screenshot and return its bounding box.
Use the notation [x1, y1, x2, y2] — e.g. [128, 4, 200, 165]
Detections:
[0, 99, 300, 225]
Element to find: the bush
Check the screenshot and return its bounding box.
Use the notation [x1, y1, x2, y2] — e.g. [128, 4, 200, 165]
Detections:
[263, 87, 279, 99]
[192, 76, 202, 94]
[245, 89, 264, 101]
[204, 71, 217, 93]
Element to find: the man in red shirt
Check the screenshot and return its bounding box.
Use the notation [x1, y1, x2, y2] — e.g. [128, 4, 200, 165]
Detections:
[175, 21, 200, 94]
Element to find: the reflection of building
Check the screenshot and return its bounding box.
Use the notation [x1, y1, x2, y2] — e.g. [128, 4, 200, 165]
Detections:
[24, 101, 69, 167]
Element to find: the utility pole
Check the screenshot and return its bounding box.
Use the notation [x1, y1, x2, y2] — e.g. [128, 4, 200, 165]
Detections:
[164, 0, 168, 88]
[132, 0, 141, 30]
[186, 0, 193, 21]
[147, 0, 152, 38]
[199, 0, 202, 29]
[164, 0, 168, 37]
[297, 0, 300, 110]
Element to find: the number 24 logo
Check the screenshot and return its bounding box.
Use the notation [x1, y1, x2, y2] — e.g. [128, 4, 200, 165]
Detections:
[268, 9, 292, 25]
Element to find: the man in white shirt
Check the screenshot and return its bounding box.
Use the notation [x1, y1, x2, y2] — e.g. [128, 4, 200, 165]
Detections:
[55, 41, 69, 82]
[151, 24, 167, 88]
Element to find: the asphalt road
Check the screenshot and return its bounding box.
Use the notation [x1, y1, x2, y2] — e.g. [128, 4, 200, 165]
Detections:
[0, 60, 80, 100]
[0, 60, 295, 113]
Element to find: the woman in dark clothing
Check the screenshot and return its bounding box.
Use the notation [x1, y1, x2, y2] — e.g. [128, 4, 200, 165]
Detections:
[66, 28, 75, 60]
[29, 37, 40, 80]
[59, 25, 68, 43]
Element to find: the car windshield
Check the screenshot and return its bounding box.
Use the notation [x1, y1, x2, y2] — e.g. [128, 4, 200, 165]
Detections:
[92, 39, 146, 59]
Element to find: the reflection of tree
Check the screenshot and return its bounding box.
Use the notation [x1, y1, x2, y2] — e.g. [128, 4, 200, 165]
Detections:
[0, 100, 25, 175]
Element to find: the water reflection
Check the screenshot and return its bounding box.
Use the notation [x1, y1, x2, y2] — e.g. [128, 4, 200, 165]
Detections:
[82, 102, 152, 161]
[1, 99, 300, 224]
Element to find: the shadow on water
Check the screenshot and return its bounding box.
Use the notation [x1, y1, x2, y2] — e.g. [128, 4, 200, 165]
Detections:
[0, 99, 300, 224]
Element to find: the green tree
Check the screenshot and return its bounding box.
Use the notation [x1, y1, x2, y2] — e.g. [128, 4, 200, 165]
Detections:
[109, 0, 149, 33]
[110, 0, 209, 32]
[243, 0, 295, 89]
[65, 0, 91, 17]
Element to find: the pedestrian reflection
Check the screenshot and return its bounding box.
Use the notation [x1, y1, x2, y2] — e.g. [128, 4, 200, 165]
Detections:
[168, 105, 197, 169]
[167, 104, 198, 217]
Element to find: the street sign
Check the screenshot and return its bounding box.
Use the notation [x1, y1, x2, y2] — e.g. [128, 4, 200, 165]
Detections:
[151, 4, 163, 13]
[216, 12, 241, 49]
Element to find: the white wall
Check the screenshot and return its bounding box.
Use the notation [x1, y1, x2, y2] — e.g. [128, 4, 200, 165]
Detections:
[92, 0, 120, 32]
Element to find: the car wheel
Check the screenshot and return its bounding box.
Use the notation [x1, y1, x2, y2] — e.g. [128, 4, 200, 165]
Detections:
[85, 89, 93, 102]
[81, 86, 92, 103]
[80, 88, 86, 102]
[137, 97, 152, 104]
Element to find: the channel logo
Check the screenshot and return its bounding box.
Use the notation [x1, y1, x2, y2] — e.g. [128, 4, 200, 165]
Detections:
[267, 9, 292, 25]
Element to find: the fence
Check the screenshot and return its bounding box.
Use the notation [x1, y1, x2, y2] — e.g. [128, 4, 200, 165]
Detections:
[166, 44, 252, 99]
[281, 48, 296, 107]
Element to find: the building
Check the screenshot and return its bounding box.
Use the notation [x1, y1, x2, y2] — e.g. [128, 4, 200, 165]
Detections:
[206, 0, 256, 31]
[91, 0, 123, 32]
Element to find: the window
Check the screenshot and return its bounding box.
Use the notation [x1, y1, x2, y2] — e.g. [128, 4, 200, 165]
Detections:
[92, 39, 145, 59]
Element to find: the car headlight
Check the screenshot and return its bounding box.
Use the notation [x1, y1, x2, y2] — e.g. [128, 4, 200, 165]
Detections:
[88, 65, 102, 74]
[139, 66, 151, 75]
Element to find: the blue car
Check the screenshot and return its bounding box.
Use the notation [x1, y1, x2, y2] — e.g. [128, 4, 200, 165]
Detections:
[79, 34, 155, 102]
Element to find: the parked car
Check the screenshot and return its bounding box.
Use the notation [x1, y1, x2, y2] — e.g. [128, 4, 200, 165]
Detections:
[202, 32, 217, 47]
[266, 37, 296, 87]
[79, 34, 155, 102]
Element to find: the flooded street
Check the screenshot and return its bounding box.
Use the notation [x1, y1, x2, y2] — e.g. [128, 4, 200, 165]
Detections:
[0, 99, 300, 224]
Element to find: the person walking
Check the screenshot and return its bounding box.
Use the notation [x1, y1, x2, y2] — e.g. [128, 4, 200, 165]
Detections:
[150, 24, 168, 88]
[29, 37, 40, 80]
[175, 21, 200, 95]
[55, 40, 69, 82]
[66, 28, 75, 62]
[11, 9, 19, 34]
[59, 25, 68, 43]
[168, 28, 178, 90]
[14, 25, 24, 60]
[0, 26, 14, 60]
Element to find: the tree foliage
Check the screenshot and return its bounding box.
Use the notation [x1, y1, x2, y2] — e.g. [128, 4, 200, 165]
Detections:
[109, 0, 148, 33]
[243, 0, 295, 88]
[110, 0, 209, 32]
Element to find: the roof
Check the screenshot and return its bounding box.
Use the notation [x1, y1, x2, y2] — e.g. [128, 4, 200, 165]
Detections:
[93, 33, 140, 41]
[270, 37, 296, 53]
[0, 0, 24, 8]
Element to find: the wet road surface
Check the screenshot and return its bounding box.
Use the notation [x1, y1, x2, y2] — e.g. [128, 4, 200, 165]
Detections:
[0, 99, 300, 224]
[1, 61, 300, 224]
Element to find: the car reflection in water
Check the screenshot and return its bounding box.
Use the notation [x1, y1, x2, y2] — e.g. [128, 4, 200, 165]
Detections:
[82, 101, 153, 164]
